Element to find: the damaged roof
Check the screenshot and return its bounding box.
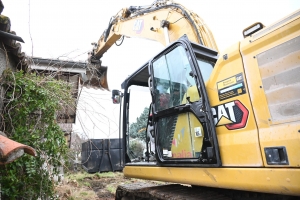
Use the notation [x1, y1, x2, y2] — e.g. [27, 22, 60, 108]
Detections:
[29, 57, 109, 90]
[0, 135, 36, 165]
[0, 1, 27, 70]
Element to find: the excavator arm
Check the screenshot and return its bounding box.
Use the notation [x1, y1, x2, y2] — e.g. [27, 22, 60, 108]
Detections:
[89, 0, 218, 63]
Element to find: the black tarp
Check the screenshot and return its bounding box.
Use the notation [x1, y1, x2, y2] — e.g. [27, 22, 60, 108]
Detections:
[81, 138, 123, 173]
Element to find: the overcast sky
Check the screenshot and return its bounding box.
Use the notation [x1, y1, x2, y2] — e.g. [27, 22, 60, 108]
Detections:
[2, 0, 300, 138]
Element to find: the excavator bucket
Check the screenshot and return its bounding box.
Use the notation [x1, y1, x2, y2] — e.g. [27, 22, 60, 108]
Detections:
[83, 65, 109, 90]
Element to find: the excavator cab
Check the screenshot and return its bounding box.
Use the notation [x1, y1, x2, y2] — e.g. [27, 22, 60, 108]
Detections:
[115, 35, 221, 167]
[149, 36, 220, 166]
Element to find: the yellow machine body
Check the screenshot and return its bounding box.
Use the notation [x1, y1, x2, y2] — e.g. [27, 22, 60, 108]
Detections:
[122, 9, 300, 196]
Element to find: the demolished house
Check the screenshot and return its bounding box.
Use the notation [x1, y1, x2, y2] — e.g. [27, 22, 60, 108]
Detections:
[28, 57, 109, 141]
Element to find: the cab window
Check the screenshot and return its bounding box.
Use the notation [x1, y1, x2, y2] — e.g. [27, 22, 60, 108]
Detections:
[152, 46, 200, 112]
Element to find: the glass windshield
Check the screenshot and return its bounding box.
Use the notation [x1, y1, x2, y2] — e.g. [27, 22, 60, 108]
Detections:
[196, 58, 214, 82]
[127, 85, 151, 161]
[152, 46, 200, 111]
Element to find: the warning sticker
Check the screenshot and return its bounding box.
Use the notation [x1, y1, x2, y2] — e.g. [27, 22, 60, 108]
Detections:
[194, 127, 202, 137]
[217, 73, 246, 101]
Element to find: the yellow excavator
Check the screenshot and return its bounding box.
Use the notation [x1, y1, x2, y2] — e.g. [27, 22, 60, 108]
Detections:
[89, 0, 300, 199]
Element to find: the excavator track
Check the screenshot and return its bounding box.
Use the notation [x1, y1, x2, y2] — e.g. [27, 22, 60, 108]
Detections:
[115, 183, 230, 200]
[115, 182, 298, 200]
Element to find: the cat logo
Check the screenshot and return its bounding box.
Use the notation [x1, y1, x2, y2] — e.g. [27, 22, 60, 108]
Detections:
[236, 74, 243, 81]
[133, 19, 144, 34]
[211, 100, 249, 130]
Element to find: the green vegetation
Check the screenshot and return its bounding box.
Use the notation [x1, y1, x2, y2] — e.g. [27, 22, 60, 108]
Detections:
[129, 107, 149, 141]
[129, 140, 144, 158]
[95, 171, 116, 178]
[83, 181, 91, 187]
[106, 184, 116, 194]
[0, 70, 72, 199]
[66, 189, 97, 200]
[128, 107, 150, 158]
[67, 171, 121, 182]
[80, 192, 88, 196]
[68, 171, 94, 181]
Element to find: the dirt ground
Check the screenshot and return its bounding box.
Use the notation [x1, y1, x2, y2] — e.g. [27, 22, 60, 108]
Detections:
[55, 171, 164, 200]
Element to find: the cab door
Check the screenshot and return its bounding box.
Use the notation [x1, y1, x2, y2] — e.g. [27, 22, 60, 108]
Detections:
[149, 36, 221, 166]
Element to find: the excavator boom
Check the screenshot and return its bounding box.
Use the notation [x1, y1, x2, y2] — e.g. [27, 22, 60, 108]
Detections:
[89, 0, 218, 64]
